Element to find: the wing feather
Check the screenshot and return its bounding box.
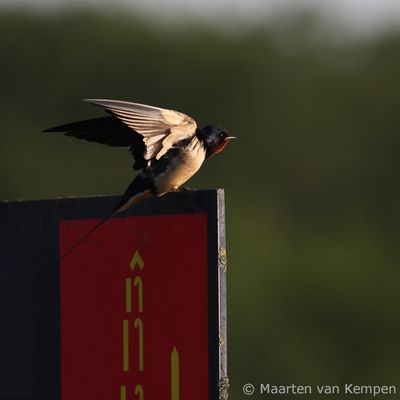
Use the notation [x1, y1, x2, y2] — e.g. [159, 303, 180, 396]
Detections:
[85, 99, 197, 160]
[43, 116, 147, 170]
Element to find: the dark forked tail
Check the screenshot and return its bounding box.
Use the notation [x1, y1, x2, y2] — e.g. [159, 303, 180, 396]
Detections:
[60, 174, 154, 263]
[59, 212, 114, 262]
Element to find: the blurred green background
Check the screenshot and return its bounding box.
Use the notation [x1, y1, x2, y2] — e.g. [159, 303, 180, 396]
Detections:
[1, 4, 399, 399]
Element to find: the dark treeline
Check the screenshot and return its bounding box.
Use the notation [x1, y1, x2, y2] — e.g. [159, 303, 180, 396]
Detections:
[1, 9, 399, 398]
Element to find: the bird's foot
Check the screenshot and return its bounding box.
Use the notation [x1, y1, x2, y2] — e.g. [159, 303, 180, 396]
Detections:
[171, 187, 193, 192]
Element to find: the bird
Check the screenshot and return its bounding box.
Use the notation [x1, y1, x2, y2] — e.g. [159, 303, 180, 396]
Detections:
[44, 99, 235, 260]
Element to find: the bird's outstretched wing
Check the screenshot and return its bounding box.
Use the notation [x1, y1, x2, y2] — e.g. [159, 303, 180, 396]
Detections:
[44, 116, 147, 170]
[85, 99, 198, 161]
[45, 99, 198, 169]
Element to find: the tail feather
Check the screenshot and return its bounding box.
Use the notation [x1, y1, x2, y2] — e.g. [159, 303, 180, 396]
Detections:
[59, 174, 154, 262]
[59, 212, 113, 262]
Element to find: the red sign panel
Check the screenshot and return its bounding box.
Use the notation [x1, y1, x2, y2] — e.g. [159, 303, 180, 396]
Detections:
[59, 213, 208, 400]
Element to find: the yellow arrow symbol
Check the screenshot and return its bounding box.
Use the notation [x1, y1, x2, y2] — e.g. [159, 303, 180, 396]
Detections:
[120, 385, 126, 400]
[135, 385, 144, 400]
[130, 250, 144, 271]
[134, 276, 143, 313]
[171, 347, 180, 400]
[134, 318, 144, 371]
[122, 320, 129, 372]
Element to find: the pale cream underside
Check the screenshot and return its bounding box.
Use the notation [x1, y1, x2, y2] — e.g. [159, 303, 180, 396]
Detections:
[154, 137, 206, 195]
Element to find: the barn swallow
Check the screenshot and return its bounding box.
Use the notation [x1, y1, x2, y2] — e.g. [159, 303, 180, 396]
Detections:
[44, 99, 235, 259]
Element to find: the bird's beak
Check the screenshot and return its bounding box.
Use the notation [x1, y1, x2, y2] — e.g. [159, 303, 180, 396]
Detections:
[225, 136, 236, 140]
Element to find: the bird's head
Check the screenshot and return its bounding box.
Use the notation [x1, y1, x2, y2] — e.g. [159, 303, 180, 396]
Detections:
[200, 125, 236, 156]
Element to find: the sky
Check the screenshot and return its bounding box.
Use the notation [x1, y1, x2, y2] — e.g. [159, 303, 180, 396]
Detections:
[1, 0, 400, 34]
